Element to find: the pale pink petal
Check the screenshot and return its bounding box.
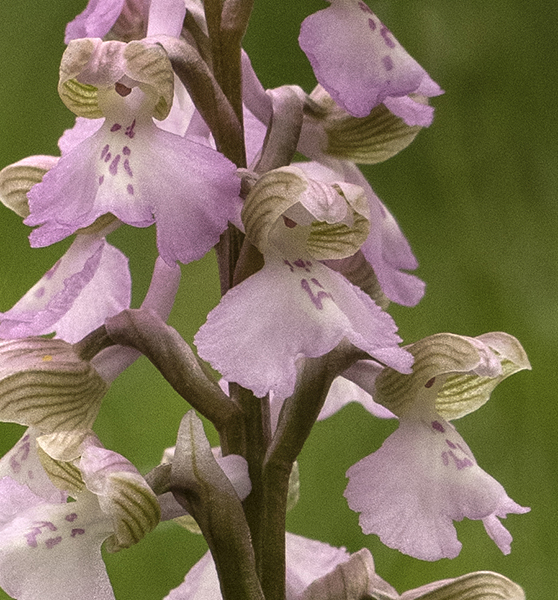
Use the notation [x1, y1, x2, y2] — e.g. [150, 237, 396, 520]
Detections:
[0, 236, 130, 343]
[319, 370, 395, 420]
[299, 0, 439, 117]
[196, 257, 411, 399]
[26, 117, 241, 265]
[345, 416, 528, 561]
[65, 0, 125, 42]
[0, 430, 66, 504]
[0, 478, 114, 600]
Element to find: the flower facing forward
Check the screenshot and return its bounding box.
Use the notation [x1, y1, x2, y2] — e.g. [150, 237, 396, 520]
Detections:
[344, 332, 531, 560]
[25, 38, 241, 264]
[195, 167, 413, 399]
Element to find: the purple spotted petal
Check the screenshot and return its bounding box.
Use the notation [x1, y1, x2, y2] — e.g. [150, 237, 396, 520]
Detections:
[345, 414, 529, 561]
[0, 235, 130, 344]
[0, 430, 67, 504]
[0, 477, 115, 600]
[26, 117, 241, 265]
[299, 0, 441, 117]
[195, 256, 412, 399]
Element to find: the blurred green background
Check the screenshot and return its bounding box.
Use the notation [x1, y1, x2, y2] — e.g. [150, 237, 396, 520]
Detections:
[0, 0, 555, 598]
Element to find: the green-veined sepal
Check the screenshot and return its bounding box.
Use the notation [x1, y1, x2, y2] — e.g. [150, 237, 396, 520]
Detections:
[400, 571, 525, 600]
[0, 156, 58, 218]
[374, 332, 529, 418]
[242, 166, 369, 260]
[307, 85, 424, 164]
[0, 338, 109, 432]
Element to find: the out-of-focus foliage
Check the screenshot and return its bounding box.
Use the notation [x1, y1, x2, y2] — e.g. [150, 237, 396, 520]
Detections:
[0, 0, 556, 598]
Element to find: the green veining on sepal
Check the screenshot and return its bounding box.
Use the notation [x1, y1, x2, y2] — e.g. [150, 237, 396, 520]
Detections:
[374, 332, 530, 418]
[401, 570, 525, 600]
[0, 156, 58, 218]
[103, 472, 161, 552]
[0, 338, 108, 432]
[242, 166, 369, 260]
[308, 85, 424, 164]
[59, 79, 103, 119]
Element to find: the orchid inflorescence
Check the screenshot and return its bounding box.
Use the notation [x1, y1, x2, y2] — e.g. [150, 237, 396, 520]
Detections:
[0, 1, 530, 599]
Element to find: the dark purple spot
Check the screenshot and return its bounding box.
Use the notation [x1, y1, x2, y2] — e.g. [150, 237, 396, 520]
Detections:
[284, 260, 294, 272]
[310, 278, 324, 288]
[25, 521, 57, 547]
[358, 1, 373, 14]
[441, 451, 449, 466]
[99, 175, 104, 186]
[283, 216, 297, 228]
[125, 119, 137, 139]
[431, 420, 445, 433]
[110, 123, 122, 132]
[381, 26, 396, 48]
[109, 155, 121, 176]
[35, 287, 45, 298]
[123, 159, 133, 177]
[382, 56, 394, 71]
[368, 18, 376, 31]
[294, 259, 311, 272]
[27, 470, 34, 479]
[71, 528, 86, 537]
[448, 451, 473, 470]
[301, 278, 332, 310]
[115, 82, 132, 97]
[122, 146, 131, 155]
[425, 377, 436, 388]
[44, 261, 60, 280]
[45, 536, 62, 549]
[65, 513, 78, 522]
[445, 439, 457, 449]
[100, 144, 110, 159]
[127, 184, 134, 195]
[104, 152, 112, 163]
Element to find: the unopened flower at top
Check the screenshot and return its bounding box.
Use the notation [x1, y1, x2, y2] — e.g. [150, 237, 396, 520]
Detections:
[25, 38, 241, 265]
[299, 0, 443, 119]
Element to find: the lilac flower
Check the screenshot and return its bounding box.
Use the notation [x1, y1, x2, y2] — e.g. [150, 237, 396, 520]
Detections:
[0, 430, 158, 600]
[195, 167, 412, 399]
[344, 332, 531, 561]
[25, 38, 241, 265]
[299, 0, 443, 119]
